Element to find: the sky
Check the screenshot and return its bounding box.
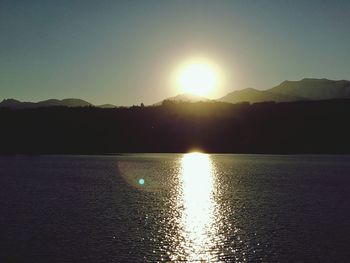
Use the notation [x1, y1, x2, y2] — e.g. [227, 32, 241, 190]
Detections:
[0, 0, 349, 105]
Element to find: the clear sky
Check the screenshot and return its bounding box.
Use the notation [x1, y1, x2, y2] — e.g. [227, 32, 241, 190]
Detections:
[1, 0, 349, 105]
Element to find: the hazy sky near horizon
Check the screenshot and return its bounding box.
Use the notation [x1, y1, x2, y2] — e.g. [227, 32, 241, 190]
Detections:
[1, 0, 349, 105]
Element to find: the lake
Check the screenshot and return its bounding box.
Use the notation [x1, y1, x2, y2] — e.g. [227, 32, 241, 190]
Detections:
[0, 154, 349, 262]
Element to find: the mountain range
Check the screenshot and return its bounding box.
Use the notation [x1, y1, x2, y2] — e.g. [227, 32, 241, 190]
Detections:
[161, 78, 350, 104]
[219, 78, 350, 104]
[0, 98, 116, 109]
[1, 78, 350, 109]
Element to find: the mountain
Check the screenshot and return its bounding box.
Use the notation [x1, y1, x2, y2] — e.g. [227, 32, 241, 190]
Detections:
[219, 87, 303, 104]
[155, 93, 210, 105]
[37, 98, 92, 107]
[269, 78, 350, 100]
[98, 104, 117, 108]
[0, 98, 93, 109]
[219, 78, 350, 103]
[0, 99, 30, 108]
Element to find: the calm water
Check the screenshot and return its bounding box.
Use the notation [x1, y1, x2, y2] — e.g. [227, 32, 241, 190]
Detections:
[0, 154, 350, 262]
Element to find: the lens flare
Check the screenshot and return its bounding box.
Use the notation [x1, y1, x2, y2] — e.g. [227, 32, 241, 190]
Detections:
[138, 178, 145, 185]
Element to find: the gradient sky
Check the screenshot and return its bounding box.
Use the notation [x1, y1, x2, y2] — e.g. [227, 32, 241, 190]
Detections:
[1, 0, 349, 105]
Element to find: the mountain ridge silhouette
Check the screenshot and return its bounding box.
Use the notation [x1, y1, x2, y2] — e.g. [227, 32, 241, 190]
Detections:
[1, 78, 349, 108]
[0, 98, 102, 109]
[219, 78, 350, 103]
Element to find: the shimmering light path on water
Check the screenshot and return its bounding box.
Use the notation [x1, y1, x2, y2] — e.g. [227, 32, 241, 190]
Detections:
[175, 153, 217, 261]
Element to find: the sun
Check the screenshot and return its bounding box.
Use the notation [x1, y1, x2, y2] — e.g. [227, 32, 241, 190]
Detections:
[175, 58, 221, 97]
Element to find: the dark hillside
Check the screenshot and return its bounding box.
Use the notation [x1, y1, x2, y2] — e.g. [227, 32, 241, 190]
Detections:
[1, 99, 350, 154]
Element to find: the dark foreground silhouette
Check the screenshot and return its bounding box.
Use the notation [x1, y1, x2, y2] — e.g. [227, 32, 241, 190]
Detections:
[1, 99, 350, 154]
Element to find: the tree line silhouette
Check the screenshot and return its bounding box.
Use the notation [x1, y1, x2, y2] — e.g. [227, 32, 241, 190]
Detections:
[1, 99, 350, 154]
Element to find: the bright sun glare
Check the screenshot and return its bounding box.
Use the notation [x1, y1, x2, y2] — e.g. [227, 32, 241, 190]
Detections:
[175, 58, 221, 97]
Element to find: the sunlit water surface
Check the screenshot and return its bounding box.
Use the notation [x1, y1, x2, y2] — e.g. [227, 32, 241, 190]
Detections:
[0, 154, 350, 262]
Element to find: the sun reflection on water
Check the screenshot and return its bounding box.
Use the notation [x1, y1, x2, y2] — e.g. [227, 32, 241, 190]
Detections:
[173, 152, 218, 261]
